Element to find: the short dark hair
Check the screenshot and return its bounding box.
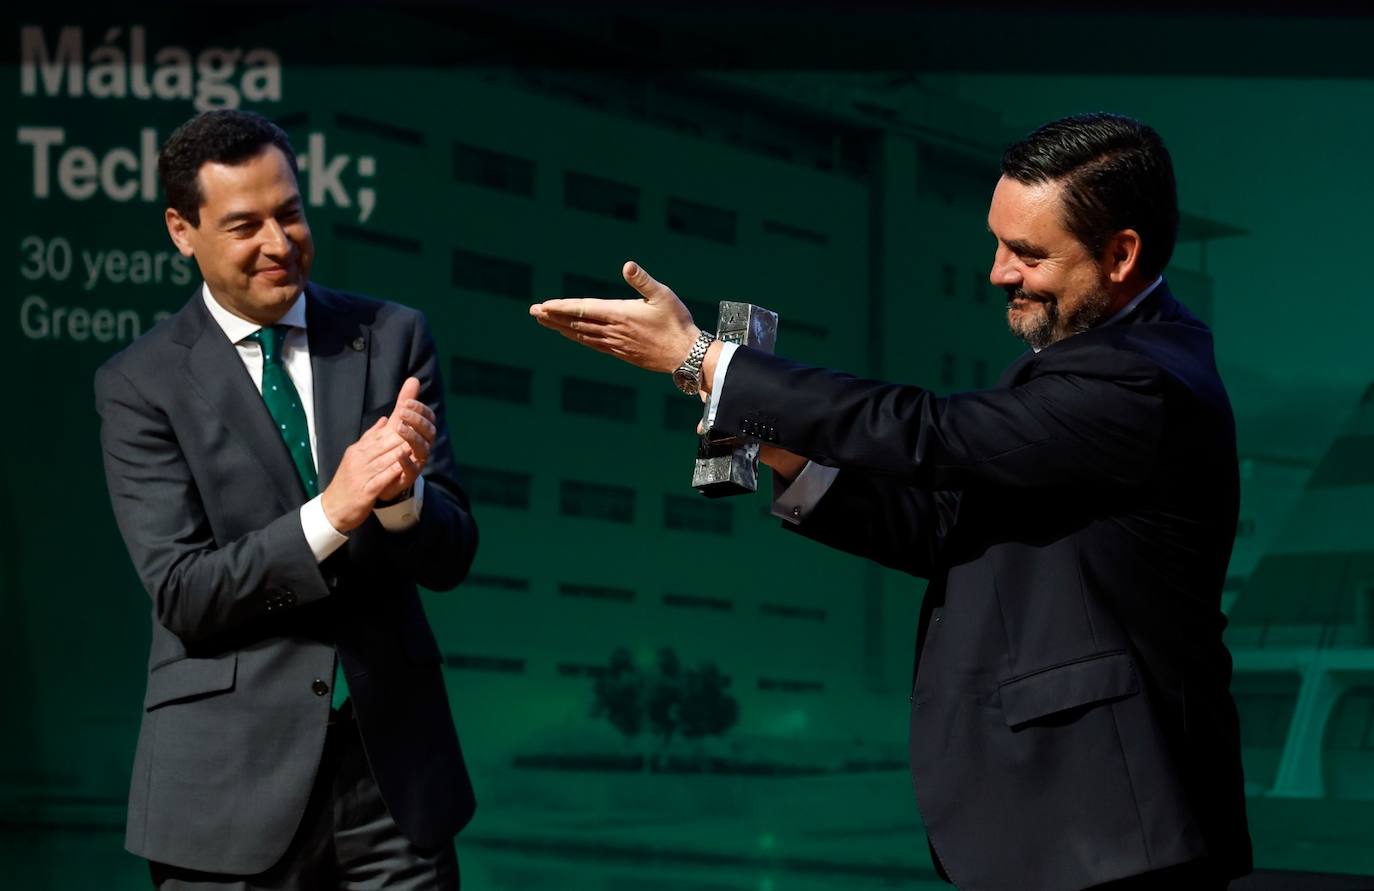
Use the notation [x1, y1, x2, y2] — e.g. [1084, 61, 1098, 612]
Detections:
[158, 110, 298, 227]
[1000, 113, 1178, 280]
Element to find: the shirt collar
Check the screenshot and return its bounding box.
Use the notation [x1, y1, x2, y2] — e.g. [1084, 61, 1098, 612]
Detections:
[1101, 274, 1164, 328]
[201, 282, 308, 344]
[1032, 275, 1164, 353]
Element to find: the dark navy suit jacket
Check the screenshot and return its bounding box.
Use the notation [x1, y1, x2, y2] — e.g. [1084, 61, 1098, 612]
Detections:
[96, 284, 479, 873]
[714, 284, 1252, 890]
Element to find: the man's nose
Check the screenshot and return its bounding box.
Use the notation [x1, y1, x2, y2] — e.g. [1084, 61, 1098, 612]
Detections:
[989, 249, 1020, 288]
[261, 219, 290, 256]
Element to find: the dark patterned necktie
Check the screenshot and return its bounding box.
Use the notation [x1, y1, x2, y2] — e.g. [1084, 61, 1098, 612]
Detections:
[246, 326, 318, 498]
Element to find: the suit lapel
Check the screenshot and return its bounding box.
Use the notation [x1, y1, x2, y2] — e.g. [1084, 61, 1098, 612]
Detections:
[307, 285, 369, 491]
[181, 294, 306, 510]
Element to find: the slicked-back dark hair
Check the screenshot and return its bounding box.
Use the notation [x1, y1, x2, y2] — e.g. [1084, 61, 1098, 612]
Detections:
[158, 110, 298, 227]
[1001, 113, 1178, 280]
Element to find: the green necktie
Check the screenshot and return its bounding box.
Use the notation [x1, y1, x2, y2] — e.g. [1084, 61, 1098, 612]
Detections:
[246, 325, 349, 710]
[248, 326, 317, 497]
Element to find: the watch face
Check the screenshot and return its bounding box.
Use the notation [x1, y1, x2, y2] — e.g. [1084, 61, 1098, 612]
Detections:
[673, 368, 699, 395]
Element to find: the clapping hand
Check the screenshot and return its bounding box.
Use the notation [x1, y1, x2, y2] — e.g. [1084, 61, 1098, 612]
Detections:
[378, 377, 435, 503]
[319, 377, 434, 531]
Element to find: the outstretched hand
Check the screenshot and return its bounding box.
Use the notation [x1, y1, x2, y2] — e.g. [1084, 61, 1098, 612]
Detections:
[529, 261, 703, 374]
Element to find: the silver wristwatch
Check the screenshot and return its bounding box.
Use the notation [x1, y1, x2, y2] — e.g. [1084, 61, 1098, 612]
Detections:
[672, 330, 716, 396]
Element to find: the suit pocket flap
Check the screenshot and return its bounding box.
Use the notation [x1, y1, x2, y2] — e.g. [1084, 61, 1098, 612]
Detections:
[999, 650, 1138, 727]
[144, 653, 238, 710]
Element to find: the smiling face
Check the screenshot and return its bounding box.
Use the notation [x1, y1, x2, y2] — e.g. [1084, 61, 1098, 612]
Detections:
[987, 175, 1118, 350]
[165, 145, 313, 325]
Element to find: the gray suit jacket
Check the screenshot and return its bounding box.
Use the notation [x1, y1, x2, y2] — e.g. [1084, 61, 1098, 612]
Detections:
[96, 284, 479, 873]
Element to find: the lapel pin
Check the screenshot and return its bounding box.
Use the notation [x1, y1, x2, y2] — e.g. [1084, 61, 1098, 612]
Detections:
[351, 336, 365, 352]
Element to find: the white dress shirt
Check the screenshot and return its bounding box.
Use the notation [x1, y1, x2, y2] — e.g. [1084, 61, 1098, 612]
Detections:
[201, 284, 424, 561]
[701, 275, 1165, 525]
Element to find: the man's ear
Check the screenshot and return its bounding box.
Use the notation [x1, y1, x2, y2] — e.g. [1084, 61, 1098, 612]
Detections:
[166, 207, 197, 258]
[1102, 229, 1142, 284]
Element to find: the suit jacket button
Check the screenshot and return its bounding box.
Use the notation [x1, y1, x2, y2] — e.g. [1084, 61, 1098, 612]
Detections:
[311, 679, 329, 696]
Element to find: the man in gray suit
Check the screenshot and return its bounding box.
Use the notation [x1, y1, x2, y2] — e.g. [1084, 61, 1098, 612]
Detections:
[97, 110, 479, 888]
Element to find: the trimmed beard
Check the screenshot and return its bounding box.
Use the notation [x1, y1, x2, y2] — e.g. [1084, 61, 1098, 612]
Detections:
[1006, 281, 1113, 350]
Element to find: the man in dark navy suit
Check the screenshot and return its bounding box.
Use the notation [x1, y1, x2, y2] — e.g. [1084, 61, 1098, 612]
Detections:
[531, 113, 1253, 890]
[98, 110, 478, 889]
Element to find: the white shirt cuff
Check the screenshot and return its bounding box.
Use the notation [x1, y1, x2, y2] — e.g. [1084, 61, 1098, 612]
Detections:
[772, 461, 840, 525]
[702, 341, 739, 431]
[374, 474, 425, 531]
[300, 495, 349, 562]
